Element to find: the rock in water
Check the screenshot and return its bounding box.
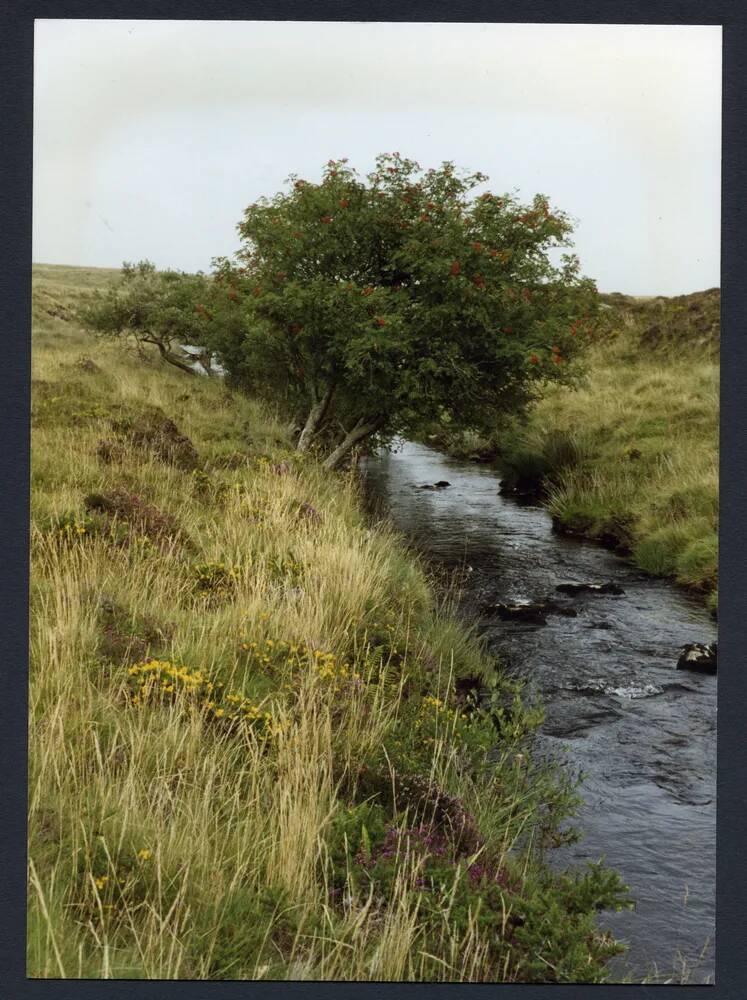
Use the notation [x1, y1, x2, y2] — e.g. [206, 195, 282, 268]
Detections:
[490, 602, 548, 625]
[556, 582, 625, 596]
[434, 480, 451, 488]
[676, 642, 717, 674]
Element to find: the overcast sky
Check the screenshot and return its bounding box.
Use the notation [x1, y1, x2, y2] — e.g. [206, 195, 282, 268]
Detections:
[33, 20, 721, 295]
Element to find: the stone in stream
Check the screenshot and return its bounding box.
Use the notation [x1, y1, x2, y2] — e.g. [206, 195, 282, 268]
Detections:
[418, 480, 451, 490]
[676, 642, 717, 674]
[556, 581, 626, 596]
[485, 597, 578, 624]
[489, 601, 549, 625]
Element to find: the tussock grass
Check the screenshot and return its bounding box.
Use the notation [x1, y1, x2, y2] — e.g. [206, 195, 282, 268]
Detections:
[28, 265, 631, 981]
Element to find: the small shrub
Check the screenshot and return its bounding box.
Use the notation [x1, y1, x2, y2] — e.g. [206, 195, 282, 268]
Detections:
[84, 489, 188, 549]
[113, 406, 200, 469]
[126, 658, 279, 739]
[97, 600, 171, 666]
[191, 468, 231, 504]
[191, 561, 241, 603]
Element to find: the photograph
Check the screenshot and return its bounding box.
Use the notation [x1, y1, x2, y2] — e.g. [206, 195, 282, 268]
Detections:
[28, 19, 720, 982]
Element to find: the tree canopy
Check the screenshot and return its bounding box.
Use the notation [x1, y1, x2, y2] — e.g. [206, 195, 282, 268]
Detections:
[84, 155, 598, 469]
[201, 154, 596, 467]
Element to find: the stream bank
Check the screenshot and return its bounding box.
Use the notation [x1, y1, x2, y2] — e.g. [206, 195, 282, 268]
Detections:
[363, 441, 717, 982]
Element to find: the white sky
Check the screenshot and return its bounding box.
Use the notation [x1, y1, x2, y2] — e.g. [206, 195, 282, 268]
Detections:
[33, 20, 721, 295]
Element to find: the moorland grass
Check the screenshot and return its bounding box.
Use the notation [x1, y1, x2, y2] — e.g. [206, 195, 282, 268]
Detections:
[28, 265, 631, 981]
[457, 292, 719, 612]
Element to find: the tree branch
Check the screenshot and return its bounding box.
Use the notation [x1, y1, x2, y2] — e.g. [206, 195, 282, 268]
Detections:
[322, 414, 386, 470]
[142, 335, 199, 377]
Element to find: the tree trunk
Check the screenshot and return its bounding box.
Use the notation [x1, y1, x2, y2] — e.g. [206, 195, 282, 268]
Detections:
[322, 416, 385, 471]
[197, 349, 213, 377]
[144, 336, 199, 376]
[297, 384, 334, 452]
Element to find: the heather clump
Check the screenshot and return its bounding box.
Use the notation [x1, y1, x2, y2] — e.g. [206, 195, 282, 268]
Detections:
[113, 405, 200, 469]
[84, 488, 189, 549]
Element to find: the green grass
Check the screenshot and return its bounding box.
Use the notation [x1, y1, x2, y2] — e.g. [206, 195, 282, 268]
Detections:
[28, 264, 632, 982]
[484, 291, 718, 612]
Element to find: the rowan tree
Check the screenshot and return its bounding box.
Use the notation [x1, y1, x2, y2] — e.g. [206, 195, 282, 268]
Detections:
[192, 155, 596, 467]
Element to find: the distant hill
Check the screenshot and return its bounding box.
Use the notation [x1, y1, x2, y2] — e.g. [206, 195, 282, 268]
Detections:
[597, 288, 720, 357]
[30, 264, 720, 363]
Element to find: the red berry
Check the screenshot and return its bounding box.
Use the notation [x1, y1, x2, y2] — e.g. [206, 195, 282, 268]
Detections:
[530, 354, 539, 365]
[375, 317, 387, 327]
[450, 261, 461, 276]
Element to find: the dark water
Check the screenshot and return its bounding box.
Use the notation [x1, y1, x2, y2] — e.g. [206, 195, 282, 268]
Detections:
[362, 441, 716, 983]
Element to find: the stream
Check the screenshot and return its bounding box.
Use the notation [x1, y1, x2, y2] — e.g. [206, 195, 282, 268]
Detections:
[362, 440, 717, 983]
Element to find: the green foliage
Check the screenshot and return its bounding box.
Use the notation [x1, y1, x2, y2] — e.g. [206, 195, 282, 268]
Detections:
[510, 863, 632, 982]
[191, 561, 241, 602]
[199, 154, 595, 465]
[324, 812, 631, 983]
[79, 260, 213, 376]
[190, 885, 311, 979]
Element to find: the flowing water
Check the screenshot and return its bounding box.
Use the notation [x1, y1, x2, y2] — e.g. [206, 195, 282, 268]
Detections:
[362, 441, 717, 983]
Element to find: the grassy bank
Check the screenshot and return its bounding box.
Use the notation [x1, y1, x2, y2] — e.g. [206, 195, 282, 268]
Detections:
[28, 265, 630, 982]
[442, 291, 719, 613]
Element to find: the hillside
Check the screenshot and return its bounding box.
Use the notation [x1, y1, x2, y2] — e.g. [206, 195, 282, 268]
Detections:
[28, 265, 630, 981]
